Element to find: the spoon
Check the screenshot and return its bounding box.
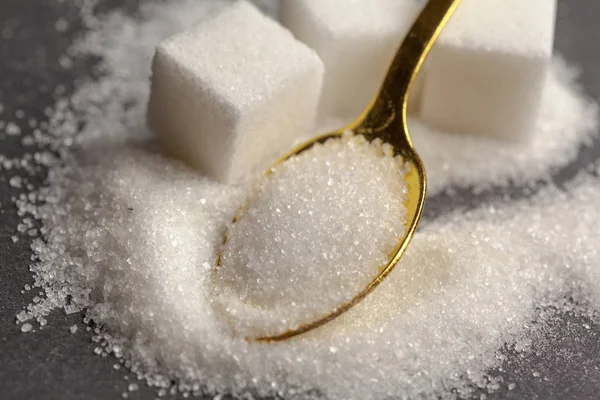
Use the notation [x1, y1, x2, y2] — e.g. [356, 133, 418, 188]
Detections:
[215, 0, 462, 342]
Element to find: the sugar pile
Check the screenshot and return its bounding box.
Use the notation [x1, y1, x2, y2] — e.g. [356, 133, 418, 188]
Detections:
[18, 149, 600, 400]
[213, 133, 407, 338]
[23, 143, 242, 340]
[3, 0, 600, 399]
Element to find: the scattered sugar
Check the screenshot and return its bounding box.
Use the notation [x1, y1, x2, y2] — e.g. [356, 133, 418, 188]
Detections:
[63, 304, 80, 315]
[58, 55, 73, 70]
[5, 122, 21, 136]
[9, 176, 23, 189]
[16, 311, 28, 323]
[4, 1, 600, 400]
[54, 18, 69, 33]
[214, 133, 407, 338]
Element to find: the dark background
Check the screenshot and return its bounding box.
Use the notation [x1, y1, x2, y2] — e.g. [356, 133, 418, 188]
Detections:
[1, 1, 600, 399]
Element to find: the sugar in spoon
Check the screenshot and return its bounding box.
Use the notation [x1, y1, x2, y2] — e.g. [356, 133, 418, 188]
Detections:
[214, 0, 462, 342]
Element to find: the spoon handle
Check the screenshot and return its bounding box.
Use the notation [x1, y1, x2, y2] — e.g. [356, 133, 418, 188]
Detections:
[355, 0, 462, 139]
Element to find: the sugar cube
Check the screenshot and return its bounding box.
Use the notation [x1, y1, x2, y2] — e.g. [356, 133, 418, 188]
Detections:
[420, 0, 557, 140]
[148, 1, 324, 184]
[280, 0, 425, 125]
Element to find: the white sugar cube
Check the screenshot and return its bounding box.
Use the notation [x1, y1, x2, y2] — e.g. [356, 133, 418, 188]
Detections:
[280, 0, 424, 125]
[148, 1, 324, 184]
[421, 0, 557, 140]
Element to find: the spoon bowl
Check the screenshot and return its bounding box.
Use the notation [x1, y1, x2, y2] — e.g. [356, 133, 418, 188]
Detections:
[215, 0, 462, 342]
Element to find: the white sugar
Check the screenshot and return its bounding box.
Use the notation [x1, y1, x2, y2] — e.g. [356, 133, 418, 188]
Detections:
[149, 0, 323, 184]
[20, 151, 600, 399]
[6, 1, 600, 400]
[311, 60, 598, 196]
[128, 383, 139, 392]
[6, 122, 22, 136]
[213, 133, 407, 338]
[55, 18, 69, 33]
[9, 176, 23, 188]
[420, 0, 556, 139]
[280, 0, 425, 122]
[412, 58, 599, 194]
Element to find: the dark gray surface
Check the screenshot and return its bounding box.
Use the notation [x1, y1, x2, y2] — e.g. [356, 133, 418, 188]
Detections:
[0, 1, 599, 399]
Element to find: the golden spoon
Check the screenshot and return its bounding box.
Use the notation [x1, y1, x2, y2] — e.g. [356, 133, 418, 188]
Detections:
[215, 0, 462, 342]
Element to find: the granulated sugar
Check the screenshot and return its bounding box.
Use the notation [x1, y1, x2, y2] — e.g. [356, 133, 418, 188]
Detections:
[20, 149, 600, 399]
[213, 133, 407, 338]
[4, 0, 600, 399]
[23, 143, 242, 342]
